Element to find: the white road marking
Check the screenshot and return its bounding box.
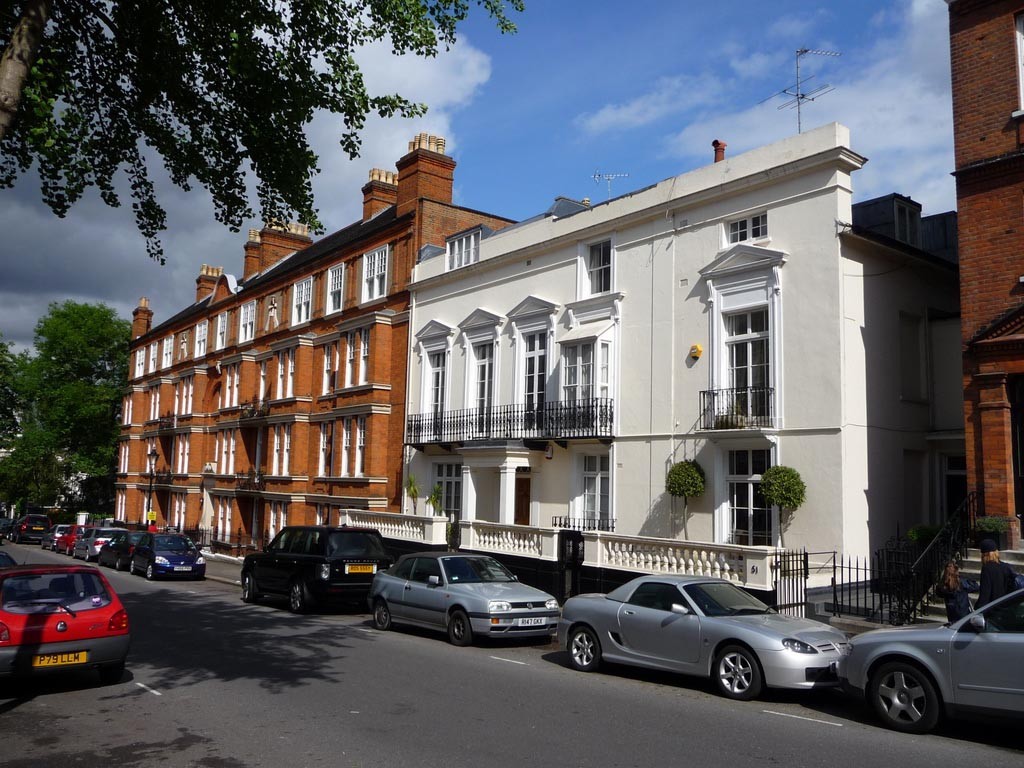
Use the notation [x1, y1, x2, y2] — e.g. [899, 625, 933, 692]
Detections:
[136, 682, 162, 696]
[489, 656, 527, 666]
[762, 710, 842, 727]
[356, 628, 375, 633]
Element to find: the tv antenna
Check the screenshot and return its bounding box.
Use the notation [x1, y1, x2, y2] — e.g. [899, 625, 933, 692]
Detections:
[761, 48, 841, 133]
[593, 170, 629, 200]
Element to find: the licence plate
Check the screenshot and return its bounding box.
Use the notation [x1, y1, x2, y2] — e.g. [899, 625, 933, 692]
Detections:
[33, 651, 88, 668]
[174, 566, 192, 572]
[517, 617, 546, 627]
[346, 564, 376, 574]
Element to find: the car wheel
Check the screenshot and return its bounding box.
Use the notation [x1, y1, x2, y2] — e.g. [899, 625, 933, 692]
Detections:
[868, 661, 941, 734]
[241, 572, 259, 603]
[288, 580, 309, 614]
[98, 660, 125, 686]
[113, 556, 123, 572]
[145, 563, 156, 580]
[714, 644, 764, 701]
[567, 625, 602, 672]
[373, 599, 392, 631]
[447, 608, 473, 647]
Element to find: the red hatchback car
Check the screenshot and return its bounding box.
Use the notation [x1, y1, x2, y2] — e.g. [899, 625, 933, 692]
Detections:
[0, 564, 130, 683]
[53, 524, 92, 555]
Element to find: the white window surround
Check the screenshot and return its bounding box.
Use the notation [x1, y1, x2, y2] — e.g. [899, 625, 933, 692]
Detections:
[726, 212, 769, 246]
[362, 245, 389, 303]
[1017, 14, 1024, 111]
[570, 445, 614, 523]
[447, 229, 481, 271]
[507, 296, 558, 408]
[148, 343, 158, 373]
[215, 313, 228, 351]
[415, 321, 457, 414]
[239, 301, 256, 343]
[326, 263, 345, 314]
[577, 235, 616, 299]
[194, 321, 208, 358]
[700, 244, 786, 429]
[712, 443, 778, 547]
[458, 309, 503, 411]
[359, 328, 370, 385]
[135, 350, 145, 378]
[161, 337, 174, 369]
[292, 277, 312, 325]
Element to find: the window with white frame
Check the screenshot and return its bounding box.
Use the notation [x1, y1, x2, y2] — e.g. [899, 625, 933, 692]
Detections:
[276, 348, 295, 399]
[239, 301, 256, 343]
[175, 434, 190, 474]
[727, 448, 773, 546]
[218, 429, 236, 475]
[563, 343, 594, 401]
[172, 492, 187, 531]
[434, 463, 462, 518]
[727, 213, 768, 244]
[359, 328, 370, 384]
[345, 332, 355, 387]
[580, 454, 610, 521]
[322, 342, 338, 394]
[194, 321, 208, 357]
[269, 501, 287, 540]
[215, 312, 228, 350]
[162, 336, 174, 368]
[362, 245, 388, 302]
[148, 387, 160, 421]
[317, 422, 332, 477]
[522, 331, 547, 414]
[221, 363, 239, 409]
[292, 277, 312, 325]
[122, 396, 133, 425]
[725, 308, 770, 420]
[148, 343, 158, 373]
[587, 240, 612, 295]
[119, 443, 129, 473]
[272, 424, 291, 476]
[428, 350, 447, 415]
[1017, 14, 1024, 109]
[116, 489, 126, 520]
[179, 375, 194, 414]
[315, 504, 325, 526]
[340, 418, 351, 476]
[472, 342, 494, 433]
[259, 360, 267, 402]
[326, 264, 344, 314]
[216, 497, 231, 540]
[447, 230, 481, 270]
[135, 349, 145, 378]
[282, 424, 291, 475]
[355, 416, 366, 476]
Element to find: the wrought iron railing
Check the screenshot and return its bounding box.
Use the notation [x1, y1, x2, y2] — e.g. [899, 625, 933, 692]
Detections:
[698, 387, 773, 430]
[235, 470, 266, 492]
[551, 516, 616, 532]
[407, 398, 614, 444]
[157, 414, 177, 430]
[239, 399, 270, 421]
[153, 470, 174, 485]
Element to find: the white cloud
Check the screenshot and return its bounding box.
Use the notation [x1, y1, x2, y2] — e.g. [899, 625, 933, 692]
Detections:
[574, 74, 722, 135]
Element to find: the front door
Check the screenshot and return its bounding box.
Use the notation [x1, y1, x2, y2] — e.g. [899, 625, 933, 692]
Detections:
[515, 476, 531, 526]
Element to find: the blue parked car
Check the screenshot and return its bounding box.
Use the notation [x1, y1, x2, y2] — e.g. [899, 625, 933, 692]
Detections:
[130, 533, 206, 581]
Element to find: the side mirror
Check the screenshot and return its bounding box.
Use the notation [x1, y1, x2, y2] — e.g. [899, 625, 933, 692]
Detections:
[969, 614, 986, 632]
[671, 603, 691, 616]
[428, 575, 441, 587]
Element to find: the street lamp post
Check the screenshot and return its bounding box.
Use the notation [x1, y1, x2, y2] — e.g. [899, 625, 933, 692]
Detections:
[146, 448, 158, 527]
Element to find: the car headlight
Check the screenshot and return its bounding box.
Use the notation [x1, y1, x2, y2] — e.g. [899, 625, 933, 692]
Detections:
[545, 598, 559, 610]
[155, 556, 170, 565]
[781, 638, 818, 654]
[195, 556, 205, 565]
[320, 564, 331, 580]
[488, 600, 511, 612]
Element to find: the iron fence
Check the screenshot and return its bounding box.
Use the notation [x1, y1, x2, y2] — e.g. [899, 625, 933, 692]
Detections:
[407, 398, 614, 444]
[698, 387, 773, 430]
[551, 516, 616, 532]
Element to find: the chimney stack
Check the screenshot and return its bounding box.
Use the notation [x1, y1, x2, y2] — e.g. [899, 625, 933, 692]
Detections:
[395, 133, 455, 218]
[362, 168, 398, 221]
[243, 222, 312, 279]
[132, 297, 153, 339]
[196, 264, 223, 301]
[713, 139, 727, 163]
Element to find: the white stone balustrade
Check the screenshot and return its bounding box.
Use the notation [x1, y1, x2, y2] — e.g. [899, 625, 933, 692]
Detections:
[340, 509, 448, 547]
[459, 521, 559, 560]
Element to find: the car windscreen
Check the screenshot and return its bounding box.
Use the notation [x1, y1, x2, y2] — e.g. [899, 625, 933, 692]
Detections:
[1, 571, 113, 613]
[326, 531, 387, 558]
[25, 515, 50, 525]
[153, 535, 197, 553]
[440, 556, 515, 584]
[683, 582, 772, 617]
[0, 552, 16, 567]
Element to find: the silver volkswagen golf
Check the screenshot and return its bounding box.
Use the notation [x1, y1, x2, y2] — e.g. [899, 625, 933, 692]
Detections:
[368, 552, 560, 646]
[558, 574, 849, 700]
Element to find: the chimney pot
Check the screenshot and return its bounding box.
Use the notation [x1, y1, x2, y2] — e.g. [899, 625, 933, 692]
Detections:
[713, 139, 727, 163]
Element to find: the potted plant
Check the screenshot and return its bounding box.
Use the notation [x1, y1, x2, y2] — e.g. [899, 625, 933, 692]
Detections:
[974, 515, 1011, 551]
[759, 465, 806, 545]
[426, 484, 443, 516]
[404, 473, 420, 515]
[666, 460, 705, 538]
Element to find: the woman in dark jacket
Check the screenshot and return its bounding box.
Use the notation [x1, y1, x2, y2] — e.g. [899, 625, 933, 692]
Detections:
[934, 560, 976, 623]
[977, 539, 1015, 608]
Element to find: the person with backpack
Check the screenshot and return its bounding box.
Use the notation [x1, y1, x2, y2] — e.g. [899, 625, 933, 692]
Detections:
[976, 538, 1020, 608]
[934, 560, 978, 623]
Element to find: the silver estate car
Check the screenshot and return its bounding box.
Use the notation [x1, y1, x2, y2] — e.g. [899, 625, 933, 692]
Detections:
[368, 552, 560, 646]
[839, 586, 1024, 734]
[558, 574, 849, 700]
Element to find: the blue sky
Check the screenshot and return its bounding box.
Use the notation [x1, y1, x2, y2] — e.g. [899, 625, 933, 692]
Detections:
[0, 0, 953, 349]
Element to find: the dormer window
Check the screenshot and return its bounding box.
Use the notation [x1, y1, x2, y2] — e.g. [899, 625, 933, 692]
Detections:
[728, 213, 768, 244]
[894, 200, 920, 247]
[447, 230, 481, 270]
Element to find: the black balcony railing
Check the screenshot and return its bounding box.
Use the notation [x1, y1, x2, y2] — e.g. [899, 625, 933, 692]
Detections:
[551, 515, 616, 532]
[407, 398, 614, 444]
[157, 414, 177, 431]
[235, 470, 266, 492]
[699, 387, 774, 430]
[153, 470, 175, 485]
[239, 399, 270, 421]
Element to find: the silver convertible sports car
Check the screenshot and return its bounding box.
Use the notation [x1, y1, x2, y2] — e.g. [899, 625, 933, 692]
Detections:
[368, 552, 560, 646]
[558, 574, 849, 700]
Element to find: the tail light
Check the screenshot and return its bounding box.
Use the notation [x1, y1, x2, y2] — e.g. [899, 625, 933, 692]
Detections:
[18, 524, 26, 532]
[0, 622, 9, 643]
[128, 545, 135, 555]
[108, 609, 129, 632]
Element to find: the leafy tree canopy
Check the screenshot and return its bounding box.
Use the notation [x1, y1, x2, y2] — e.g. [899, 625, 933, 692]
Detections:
[759, 465, 806, 512]
[666, 460, 705, 500]
[0, 333, 21, 447]
[0, 1, 524, 262]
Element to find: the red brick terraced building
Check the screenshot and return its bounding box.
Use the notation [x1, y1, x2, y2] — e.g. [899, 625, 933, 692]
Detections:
[116, 134, 514, 547]
[948, 0, 1024, 547]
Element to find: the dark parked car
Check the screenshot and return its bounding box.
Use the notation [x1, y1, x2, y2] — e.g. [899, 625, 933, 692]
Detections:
[41, 524, 71, 550]
[10, 514, 52, 544]
[98, 531, 146, 571]
[0, 517, 14, 539]
[0, 551, 16, 568]
[241, 525, 393, 613]
[130, 533, 206, 580]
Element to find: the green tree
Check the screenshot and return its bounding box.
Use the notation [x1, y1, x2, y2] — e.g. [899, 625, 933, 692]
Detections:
[0, 333, 21, 448]
[0, 1, 524, 262]
[0, 301, 129, 512]
[666, 459, 704, 538]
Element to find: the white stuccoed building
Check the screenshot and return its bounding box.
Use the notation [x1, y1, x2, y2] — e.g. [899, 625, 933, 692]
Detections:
[403, 123, 962, 566]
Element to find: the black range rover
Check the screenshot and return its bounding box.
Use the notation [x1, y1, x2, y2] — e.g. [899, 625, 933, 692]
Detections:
[241, 526, 393, 613]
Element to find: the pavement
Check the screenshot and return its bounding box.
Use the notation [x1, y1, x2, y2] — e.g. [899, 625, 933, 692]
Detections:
[201, 550, 243, 587]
